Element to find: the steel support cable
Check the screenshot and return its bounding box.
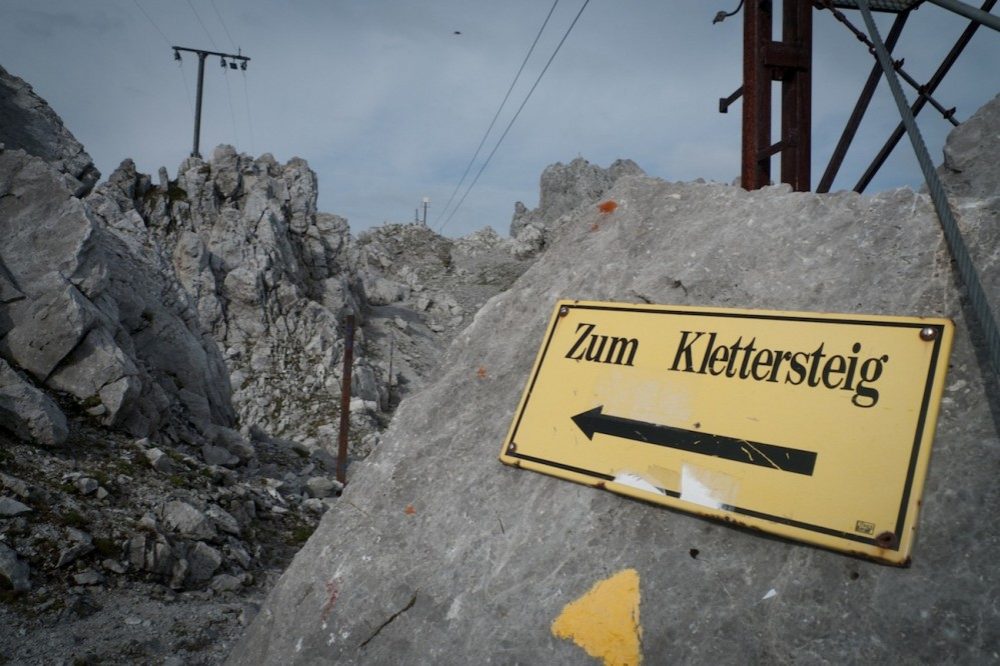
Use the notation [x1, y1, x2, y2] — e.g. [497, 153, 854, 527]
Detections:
[131, 0, 171, 45]
[853, 0, 996, 192]
[438, 0, 591, 233]
[435, 0, 561, 225]
[857, 0, 1000, 380]
[131, 0, 195, 114]
[186, 0, 219, 48]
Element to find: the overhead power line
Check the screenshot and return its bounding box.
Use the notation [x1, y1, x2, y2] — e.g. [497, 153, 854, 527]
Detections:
[210, 0, 239, 51]
[438, 0, 592, 234]
[186, 0, 219, 48]
[131, 0, 171, 45]
[435, 0, 562, 225]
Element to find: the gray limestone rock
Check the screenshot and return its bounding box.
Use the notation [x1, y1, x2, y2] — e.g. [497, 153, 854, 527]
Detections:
[145, 448, 175, 474]
[0, 496, 32, 517]
[73, 570, 105, 586]
[126, 533, 175, 577]
[161, 500, 217, 541]
[0, 147, 235, 439]
[206, 504, 241, 537]
[0, 358, 68, 446]
[231, 173, 1000, 662]
[939, 92, 1000, 198]
[187, 541, 223, 583]
[202, 444, 240, 468]
[509, 157, 644, 254]
[304, 476, 342, 499]
[211, 573, 243, 593]
[0, 64, 99, 195]
[0, 542, 30, 592]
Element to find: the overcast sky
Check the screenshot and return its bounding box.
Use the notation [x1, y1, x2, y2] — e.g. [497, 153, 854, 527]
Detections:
[1, 1, 998, 237]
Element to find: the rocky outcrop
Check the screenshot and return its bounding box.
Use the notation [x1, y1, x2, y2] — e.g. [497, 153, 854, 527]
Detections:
[0, 64, 99, 196]
[509, 157, 644, 257]
[0, 359, 67, 447]
[84, 147, 374, 449]
[939, 92, 1000, 198]
[232, 118, 1000, 662]
[0, 146, 235, 440]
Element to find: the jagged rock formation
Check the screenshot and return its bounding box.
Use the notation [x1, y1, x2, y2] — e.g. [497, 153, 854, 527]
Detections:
[232, 102, 1000, 663]
[509, 157, 644, 257]
[85, 147, 380, 449]
[0, 144, 236, 443]
[0, 65, 99, 196]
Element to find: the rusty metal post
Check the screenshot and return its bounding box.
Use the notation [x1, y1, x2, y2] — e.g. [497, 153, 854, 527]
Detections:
[780, 0, 812, 191]
[336, 315, 355, 485]
[742, 0, 773, 190]
[387, 331, 394, 409]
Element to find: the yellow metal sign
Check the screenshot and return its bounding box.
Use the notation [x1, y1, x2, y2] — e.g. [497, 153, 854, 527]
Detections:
[500, 300, 954, 565]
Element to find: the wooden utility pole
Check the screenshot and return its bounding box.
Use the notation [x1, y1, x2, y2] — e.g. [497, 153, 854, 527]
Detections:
[172, 46, 250, 158]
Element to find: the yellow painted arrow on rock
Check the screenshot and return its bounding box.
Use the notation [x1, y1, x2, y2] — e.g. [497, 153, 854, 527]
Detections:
[551, 568, 642, 665]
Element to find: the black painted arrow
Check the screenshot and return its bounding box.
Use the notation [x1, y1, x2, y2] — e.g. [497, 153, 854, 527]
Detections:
[571, 406, 817, 476]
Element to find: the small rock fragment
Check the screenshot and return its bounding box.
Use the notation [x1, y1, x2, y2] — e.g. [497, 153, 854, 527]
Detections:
[73, 570, 105, 586]
[162, 500, 217, 540]
[0, 542, 30, 592]
[145, 447, 175, 473]
[202, 444, 240, 467]
[210, 573, 243, 593]
[305, 476, 343, 499]
[187, 542, 223, 582]
[0, 496, 32, 518]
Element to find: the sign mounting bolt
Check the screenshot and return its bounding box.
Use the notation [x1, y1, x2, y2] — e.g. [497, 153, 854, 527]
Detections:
[507, 443, 517, 453]
[919, 326, 937, 341]
[559, 306, 569, 317]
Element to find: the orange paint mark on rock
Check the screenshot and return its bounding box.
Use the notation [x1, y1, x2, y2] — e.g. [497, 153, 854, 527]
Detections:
[477, 366, 488, 379]
[404, 504, 416, 515]
[597, 200, 618, 214]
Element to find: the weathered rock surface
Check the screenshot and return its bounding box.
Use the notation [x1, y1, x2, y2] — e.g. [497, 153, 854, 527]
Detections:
[0, 542, 30, 593]
[0, 147, 235, 439]
[940, 92, 1000, 198]
[233, 174, 1000, 660]
[509, 157, 644, 257]
[0, 358, 67, 446]
[0, 64, 100, 196]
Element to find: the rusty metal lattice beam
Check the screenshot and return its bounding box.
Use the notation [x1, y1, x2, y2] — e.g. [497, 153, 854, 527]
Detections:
[816, 10, 909, 192]
[854, 0, 997, 191]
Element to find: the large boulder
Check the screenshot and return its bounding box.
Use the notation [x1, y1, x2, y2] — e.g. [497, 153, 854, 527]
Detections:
[231, 142, 1000, 661]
